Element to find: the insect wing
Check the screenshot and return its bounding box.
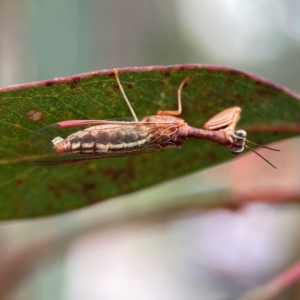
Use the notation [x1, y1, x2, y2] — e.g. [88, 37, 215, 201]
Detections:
[31, 146, 167, 165]
[29, 119, 176, 165]
[29, 119, 137, 154]
[55, 119, 136, 128]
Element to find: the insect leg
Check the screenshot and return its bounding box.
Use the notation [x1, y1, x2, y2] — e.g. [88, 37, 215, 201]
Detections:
[203, 107, 242, 132]
[114, 68, 139, 123]
[157, 77, 190, 116]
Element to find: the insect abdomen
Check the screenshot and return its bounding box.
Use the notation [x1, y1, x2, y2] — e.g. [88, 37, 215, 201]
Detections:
[53, 123, 154, 154]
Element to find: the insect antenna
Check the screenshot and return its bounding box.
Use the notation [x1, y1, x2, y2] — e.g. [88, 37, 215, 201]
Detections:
[245, 139, 280, 152]
[244, 142, 279, 169]
[231, 130, 280, 168]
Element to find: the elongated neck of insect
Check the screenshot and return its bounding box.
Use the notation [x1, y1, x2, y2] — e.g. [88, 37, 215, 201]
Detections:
[187, 127, 234, 146]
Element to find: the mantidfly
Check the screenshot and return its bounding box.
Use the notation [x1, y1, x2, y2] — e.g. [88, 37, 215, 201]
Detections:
[30, 69, 279, 167]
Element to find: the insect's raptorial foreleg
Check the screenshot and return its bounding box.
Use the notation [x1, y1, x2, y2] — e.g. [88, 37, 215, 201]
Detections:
[157, 77, 190, 116]
[203, 107, 241, 132]
[187, 126, 234, 147]
[114, 68, 139, 123]
[225, 107, 241, 132]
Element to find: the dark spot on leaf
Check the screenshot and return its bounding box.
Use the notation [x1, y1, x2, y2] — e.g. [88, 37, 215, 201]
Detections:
[127, 84, 133, 89]
[45, 81, 54, 87]
[105, 90, 113, 97]
[140, 156, 151, 164]
[14, 124, 22, 132]
[255, 80, 262, 85]
[70, 77, 80, 89]
[230, 70, 240, 76]
[109, 72, 115, 77]
[86, 168, 96, 176]
[46, 203, 55, 210]
[227, 78, 235, 85]
[156, 80, 166, 88]
[273, 131, 279, 135]
[102, 168, 124, 182]
[202, 107, 214, 116]
[26, 109, 43, 121]
[125, 158, 135, 179]
[164, 72, 170, 77]
[172, 161, 183, 169]
[257, 88, 278, 98]
[100, 159, 136, 184]
[114, 85, 119, 90]
[74, 177, 101, 203]
[229, 99, 237, 105]
[255, 138, 263, 145]
[82, 182, 97, 193]
[16, 179, 24, 187]
[207, 152, 218, 162]
[47, 183, 61, 199]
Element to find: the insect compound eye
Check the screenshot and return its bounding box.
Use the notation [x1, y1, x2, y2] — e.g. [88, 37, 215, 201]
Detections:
[230, 142, 244, 154]
[230, 129, 247, 154]
[233, 129, 247, 139]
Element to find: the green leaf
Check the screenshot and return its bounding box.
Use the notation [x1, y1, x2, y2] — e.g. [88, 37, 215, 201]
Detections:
[1, 64, 300, 220]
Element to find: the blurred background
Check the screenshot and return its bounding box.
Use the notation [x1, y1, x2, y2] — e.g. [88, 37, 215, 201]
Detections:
[1, 0, 300, 299]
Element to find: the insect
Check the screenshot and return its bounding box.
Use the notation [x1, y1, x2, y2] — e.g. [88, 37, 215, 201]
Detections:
[29, 69, 279, 167]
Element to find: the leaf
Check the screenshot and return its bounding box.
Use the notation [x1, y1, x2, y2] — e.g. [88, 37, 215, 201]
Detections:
[0, 64, 300, 220]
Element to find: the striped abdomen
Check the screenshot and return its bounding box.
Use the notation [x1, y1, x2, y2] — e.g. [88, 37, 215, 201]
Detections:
[53, 121, 181, 154]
